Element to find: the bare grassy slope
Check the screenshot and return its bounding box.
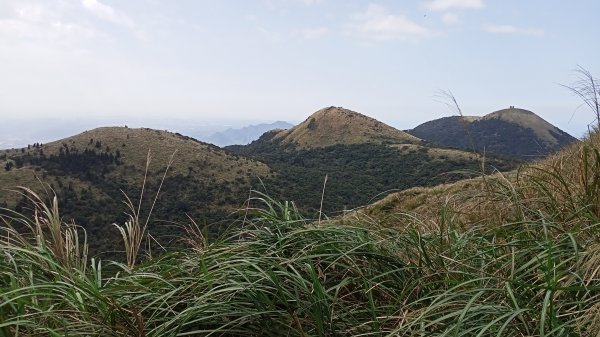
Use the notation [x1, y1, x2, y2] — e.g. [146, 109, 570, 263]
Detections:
[274, 106, 421, 148]
[350, 128, 597, 230]
[408, 107, 577, 158]
[482, 107, 563, 145]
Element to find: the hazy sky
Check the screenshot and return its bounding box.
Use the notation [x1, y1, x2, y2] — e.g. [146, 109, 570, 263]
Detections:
[0, 0, 598, 137]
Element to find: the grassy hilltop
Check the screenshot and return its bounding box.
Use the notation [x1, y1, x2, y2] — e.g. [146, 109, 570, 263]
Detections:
[408, 107, 578, 160]
[0, 127, 270, 255]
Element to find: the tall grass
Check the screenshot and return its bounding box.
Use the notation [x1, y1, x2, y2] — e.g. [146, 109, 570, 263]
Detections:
[114, 149, 176, 270]
[0, 188, 138, 336]
[1, 133, 600, 335]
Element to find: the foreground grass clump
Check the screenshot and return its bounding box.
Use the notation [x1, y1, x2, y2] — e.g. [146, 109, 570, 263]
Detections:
[0, 193, 416, 336]
[2, 128, 600, 335]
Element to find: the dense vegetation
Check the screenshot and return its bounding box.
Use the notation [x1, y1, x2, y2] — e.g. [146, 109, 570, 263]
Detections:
[229, 135, 519, 215]
[1, 125, 600, 335]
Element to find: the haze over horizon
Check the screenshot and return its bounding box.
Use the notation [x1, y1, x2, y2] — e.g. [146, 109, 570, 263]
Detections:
[1, 0, 598, 139]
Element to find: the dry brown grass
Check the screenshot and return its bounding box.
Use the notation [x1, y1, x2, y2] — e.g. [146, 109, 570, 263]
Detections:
[347, 129, 599, 232]
[275, 106, 421, 148]
[344, 174, 512, 230]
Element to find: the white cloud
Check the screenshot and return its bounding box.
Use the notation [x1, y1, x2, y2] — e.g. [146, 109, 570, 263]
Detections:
[441, 13, 460, 24]
[263, 0, 323, 8]
[349, 4, 431, 41]
[81, 0, 134, 28]
[485, 24, 544, 37]
[427, 0, 484, 11]
[0, 3, 96, 42]
[15, 4, 45, 22]
[302, 27, 328, 40]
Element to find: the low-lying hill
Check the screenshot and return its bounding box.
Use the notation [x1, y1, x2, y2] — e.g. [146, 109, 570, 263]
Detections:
[0, 127, 270, 255]
[408, 107, 577, 159]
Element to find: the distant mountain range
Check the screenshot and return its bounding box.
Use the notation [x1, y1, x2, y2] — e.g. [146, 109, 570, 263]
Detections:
[205, 121, 294, 147]
[407, 107, 578, 159]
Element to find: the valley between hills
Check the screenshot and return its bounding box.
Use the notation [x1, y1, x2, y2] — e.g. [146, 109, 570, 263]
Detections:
[3, 105, 600, 336]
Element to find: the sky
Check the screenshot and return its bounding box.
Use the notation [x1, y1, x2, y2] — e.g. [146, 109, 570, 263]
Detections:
[0, 0, 598, 138]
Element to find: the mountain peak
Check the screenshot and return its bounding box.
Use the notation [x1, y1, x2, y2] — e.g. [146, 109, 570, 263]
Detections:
[408, 107, 577, 159]
[274, 106, 420, 148]
[482, 107, 563, 145]
[484, 106, 537, 121]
